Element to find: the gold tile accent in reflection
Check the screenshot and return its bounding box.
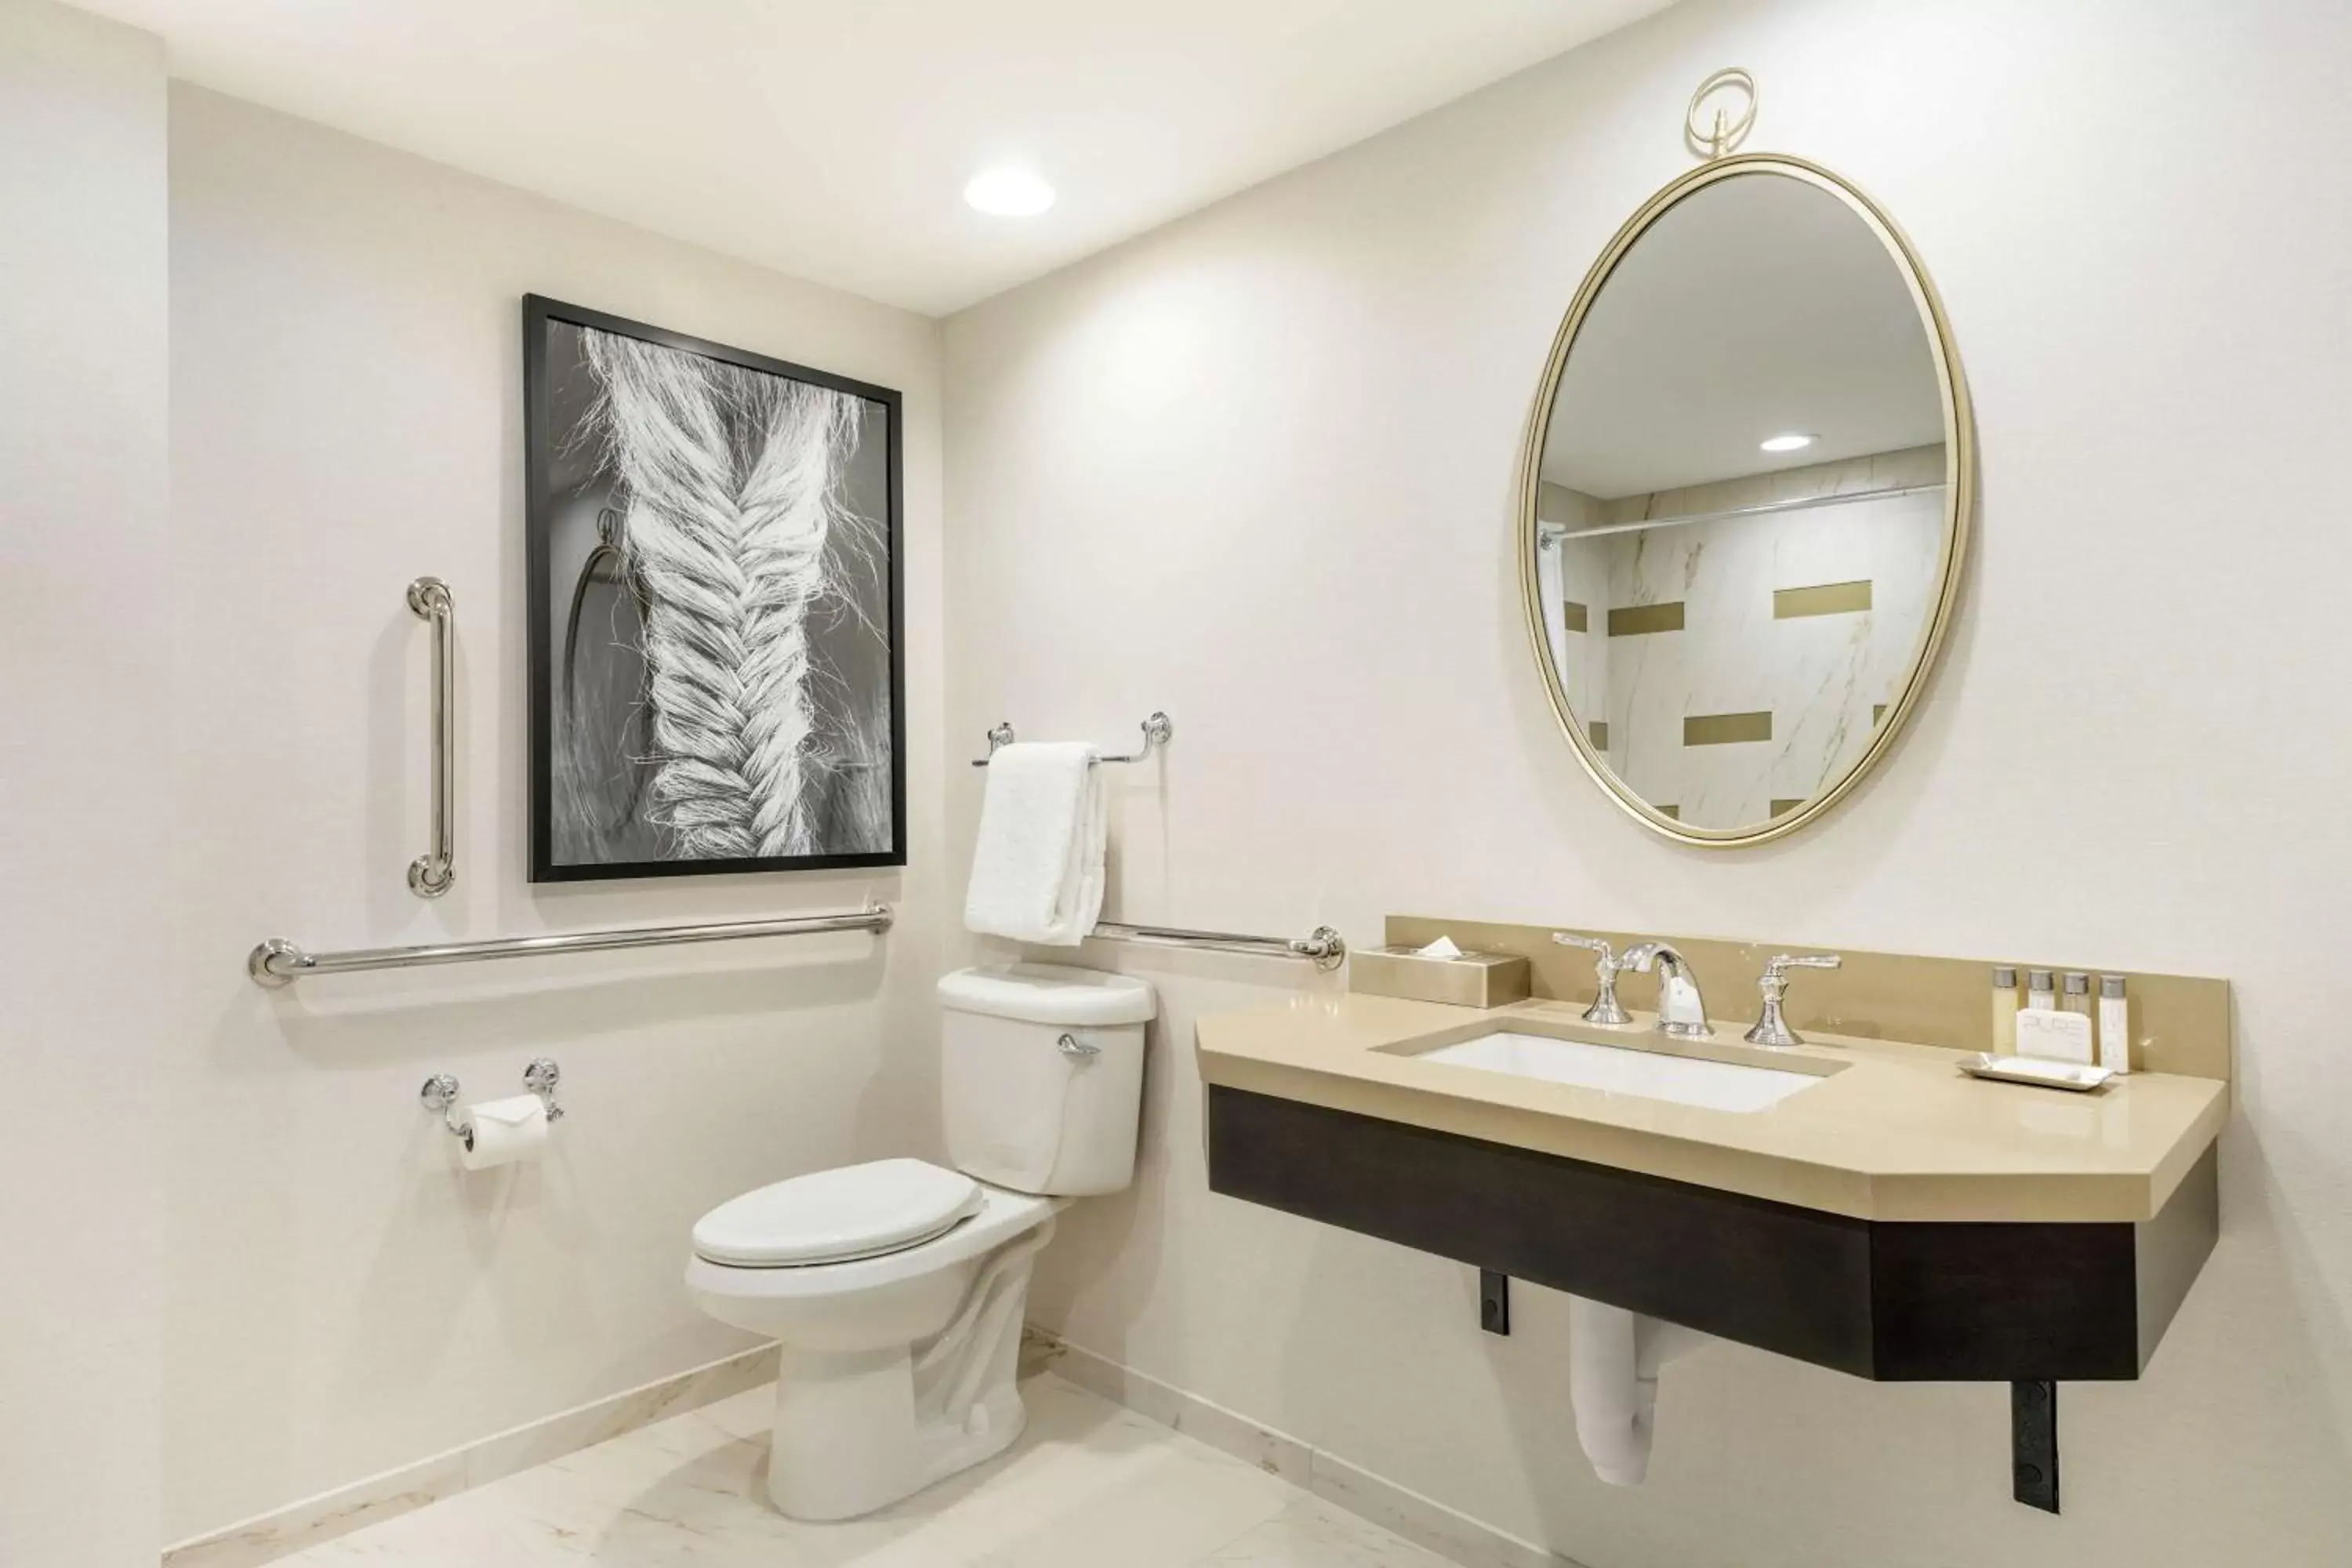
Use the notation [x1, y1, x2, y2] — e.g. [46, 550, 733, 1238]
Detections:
[1657, 804, 1680, 820]
[1774, 579, 1874, 619]
[1384, 914, 2234, 1083]
[1683, 710, 1773, 746]
[1770, 798, 1806, 817]
[1588, 720, 1610, 750]
[1606, 601, 1685, 637]
[1562, 600, 1588, 634]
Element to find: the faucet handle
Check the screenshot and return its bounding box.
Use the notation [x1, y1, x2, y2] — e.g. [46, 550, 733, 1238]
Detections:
[1745, 953, 1842, 1047]
[1551, 932, 1632, 1026]
[1552, 931, 1619, 967]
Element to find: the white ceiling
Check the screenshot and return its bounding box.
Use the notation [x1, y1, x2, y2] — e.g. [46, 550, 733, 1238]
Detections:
[1543, 170, 1944, 499]
[78, 0, 1675, 317]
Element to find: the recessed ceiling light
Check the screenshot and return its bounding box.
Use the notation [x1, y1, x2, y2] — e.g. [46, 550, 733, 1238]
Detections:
[1759, 433, 1815, 453]
[964, 167, 1055, 217]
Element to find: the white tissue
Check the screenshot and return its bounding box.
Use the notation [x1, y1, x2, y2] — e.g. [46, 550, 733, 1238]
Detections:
[456, 1094, 548, 1171]
[1415, 935, 1464, 960]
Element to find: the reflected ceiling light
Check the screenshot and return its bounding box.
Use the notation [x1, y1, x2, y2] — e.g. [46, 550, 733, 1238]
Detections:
[1759, 433, 1816, 453]
[964, 167, 1055, 216]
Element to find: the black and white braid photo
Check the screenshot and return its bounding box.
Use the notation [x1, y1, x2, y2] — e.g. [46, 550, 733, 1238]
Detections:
[536, 310, 897, 875]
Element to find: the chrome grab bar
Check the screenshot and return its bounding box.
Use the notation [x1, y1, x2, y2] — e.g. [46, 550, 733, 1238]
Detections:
[405, 576, 456, 898]
[971, 712, 1172, 768]
[1089, 920, 1346, 971]
[248, 902, 893, 989]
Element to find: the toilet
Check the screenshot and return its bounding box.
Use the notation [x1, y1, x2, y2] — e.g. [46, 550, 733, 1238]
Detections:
[686, 962, 1156, 1521]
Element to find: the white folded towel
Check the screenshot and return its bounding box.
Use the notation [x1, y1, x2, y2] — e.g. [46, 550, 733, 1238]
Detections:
[964, 742, 1105, 946]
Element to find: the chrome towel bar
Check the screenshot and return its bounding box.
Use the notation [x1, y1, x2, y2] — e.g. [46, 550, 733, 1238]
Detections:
[248, 902, 893, 988]
[971, 712, 1172, 768]
[1090, 920, 1346, 971]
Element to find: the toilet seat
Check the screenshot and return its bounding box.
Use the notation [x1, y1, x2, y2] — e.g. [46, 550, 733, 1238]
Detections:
[693, 1158, 985, 1269]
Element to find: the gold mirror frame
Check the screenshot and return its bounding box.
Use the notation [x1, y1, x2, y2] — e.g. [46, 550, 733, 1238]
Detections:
[1516, 153, 1975, 847]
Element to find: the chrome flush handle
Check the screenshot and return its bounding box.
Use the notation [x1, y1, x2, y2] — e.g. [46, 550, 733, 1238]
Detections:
[1744, 953, 1842, 1048]
[1056, 1033, 1101, 1062]
[1551, 932, 1633, 1026]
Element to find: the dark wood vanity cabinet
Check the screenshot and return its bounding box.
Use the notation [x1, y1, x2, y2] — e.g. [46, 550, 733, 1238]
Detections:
[1205, 1084, 2216, 1383]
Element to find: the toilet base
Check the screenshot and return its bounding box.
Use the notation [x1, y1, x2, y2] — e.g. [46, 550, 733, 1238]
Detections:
[764, 1348, 1029, 1520]
[763, 1219, 1049, 1521]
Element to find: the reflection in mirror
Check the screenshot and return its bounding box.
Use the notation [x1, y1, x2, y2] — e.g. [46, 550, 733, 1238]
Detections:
[1528, 165, 1962, 838]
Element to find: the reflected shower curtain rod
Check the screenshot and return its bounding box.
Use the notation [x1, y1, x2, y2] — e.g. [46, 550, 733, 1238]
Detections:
[1547, 480, 1946, 543]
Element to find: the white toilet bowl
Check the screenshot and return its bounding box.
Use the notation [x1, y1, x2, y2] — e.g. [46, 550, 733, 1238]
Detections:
[688, 1163, 1062, 1520]
[686, 964, 1156, 1522]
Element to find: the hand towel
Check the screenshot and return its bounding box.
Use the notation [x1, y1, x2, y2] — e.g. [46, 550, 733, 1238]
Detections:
[964, 742, 1105, 945]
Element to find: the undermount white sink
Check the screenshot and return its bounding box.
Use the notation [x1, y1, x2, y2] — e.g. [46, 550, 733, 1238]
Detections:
[1410, 1029, 1823, 1113]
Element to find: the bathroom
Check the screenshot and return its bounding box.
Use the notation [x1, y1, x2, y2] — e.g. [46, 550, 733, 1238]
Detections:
[4, 0, 2346, 1564]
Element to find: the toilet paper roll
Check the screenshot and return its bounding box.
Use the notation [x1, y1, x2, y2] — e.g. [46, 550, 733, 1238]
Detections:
[456, 1094, 548, 1171]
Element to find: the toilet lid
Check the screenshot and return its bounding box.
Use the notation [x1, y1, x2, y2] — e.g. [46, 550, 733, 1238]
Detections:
[692, 1159, 985, 1268]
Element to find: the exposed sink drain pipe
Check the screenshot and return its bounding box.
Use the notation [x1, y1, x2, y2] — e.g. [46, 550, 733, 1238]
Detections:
[1570, 1297, 1713, 1485]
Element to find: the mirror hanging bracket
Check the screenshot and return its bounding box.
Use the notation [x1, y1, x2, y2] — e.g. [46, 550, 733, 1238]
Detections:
[1685, 67, 1758, 161]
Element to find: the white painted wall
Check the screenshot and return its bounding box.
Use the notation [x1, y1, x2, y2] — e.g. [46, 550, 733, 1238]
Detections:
[944, 2, 2352, 1563]
[0, 3, 168, 1565]
[164, 87, 946, 1541]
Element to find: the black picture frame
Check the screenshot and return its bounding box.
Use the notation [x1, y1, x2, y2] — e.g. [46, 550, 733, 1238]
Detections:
[522, 294, 906, 882]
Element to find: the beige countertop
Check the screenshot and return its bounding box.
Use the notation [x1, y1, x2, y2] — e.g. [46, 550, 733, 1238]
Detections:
[1196, 993, 2228, 1223]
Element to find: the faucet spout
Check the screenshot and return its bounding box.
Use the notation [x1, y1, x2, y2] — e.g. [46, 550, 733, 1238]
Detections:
[1619, 942, 1715, 1040]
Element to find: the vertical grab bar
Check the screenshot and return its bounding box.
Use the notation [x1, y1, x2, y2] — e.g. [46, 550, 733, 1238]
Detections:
[405, 576, 456, 898]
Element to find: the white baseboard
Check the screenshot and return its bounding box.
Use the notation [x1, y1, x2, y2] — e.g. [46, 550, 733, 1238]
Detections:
[160, 1342, 779, 1568]
[167, 1328, 1589, 1568]
[1022, 1328, 1590, 1568]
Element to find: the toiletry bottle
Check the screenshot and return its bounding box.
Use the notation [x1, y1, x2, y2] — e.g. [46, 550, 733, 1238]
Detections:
[1991, 966, 2020, 1054]
[2061, 972, 2092, 1018]
[2098, 975, 2131, 1075]
[2027, 969, 2056, 1013]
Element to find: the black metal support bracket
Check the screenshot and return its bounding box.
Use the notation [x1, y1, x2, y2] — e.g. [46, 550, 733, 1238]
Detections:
[1479, 1269, 1511, 1335]
[2011, 1381, 2060, 1513]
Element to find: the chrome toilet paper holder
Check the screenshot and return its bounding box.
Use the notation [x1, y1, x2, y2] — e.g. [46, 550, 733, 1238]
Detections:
[419, 1058, 565, 1145]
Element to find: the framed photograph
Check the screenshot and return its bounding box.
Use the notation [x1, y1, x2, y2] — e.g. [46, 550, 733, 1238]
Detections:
[523, 295, 905, 881]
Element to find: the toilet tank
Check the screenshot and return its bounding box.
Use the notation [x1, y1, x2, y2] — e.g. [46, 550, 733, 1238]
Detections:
[938, 964, 1157, 1196]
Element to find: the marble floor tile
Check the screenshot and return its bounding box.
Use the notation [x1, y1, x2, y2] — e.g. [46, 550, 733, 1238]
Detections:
[269, 1374, 1450, 1568]
[1202, 1498, 1460, 1568]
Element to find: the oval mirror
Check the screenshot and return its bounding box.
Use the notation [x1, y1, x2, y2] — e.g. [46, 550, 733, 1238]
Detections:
[1520, 155, 1972, 844]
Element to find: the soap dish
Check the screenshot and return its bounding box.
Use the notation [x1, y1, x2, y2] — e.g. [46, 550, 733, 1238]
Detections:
[1959, 1054, 2114, 1094]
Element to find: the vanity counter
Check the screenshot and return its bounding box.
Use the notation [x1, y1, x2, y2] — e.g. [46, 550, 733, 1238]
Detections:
[1195, 993, 2227, 1224]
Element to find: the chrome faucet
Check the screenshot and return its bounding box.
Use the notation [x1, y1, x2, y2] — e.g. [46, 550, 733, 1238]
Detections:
[1619, 942, 1715, 1039]
[1550, 932, 1632, 1025]
[1743, 953, 1842, 1047]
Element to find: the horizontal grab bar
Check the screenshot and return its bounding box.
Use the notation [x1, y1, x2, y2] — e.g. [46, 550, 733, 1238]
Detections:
[1090, 920, 1346, 971]
[248, 902, 893, 988]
